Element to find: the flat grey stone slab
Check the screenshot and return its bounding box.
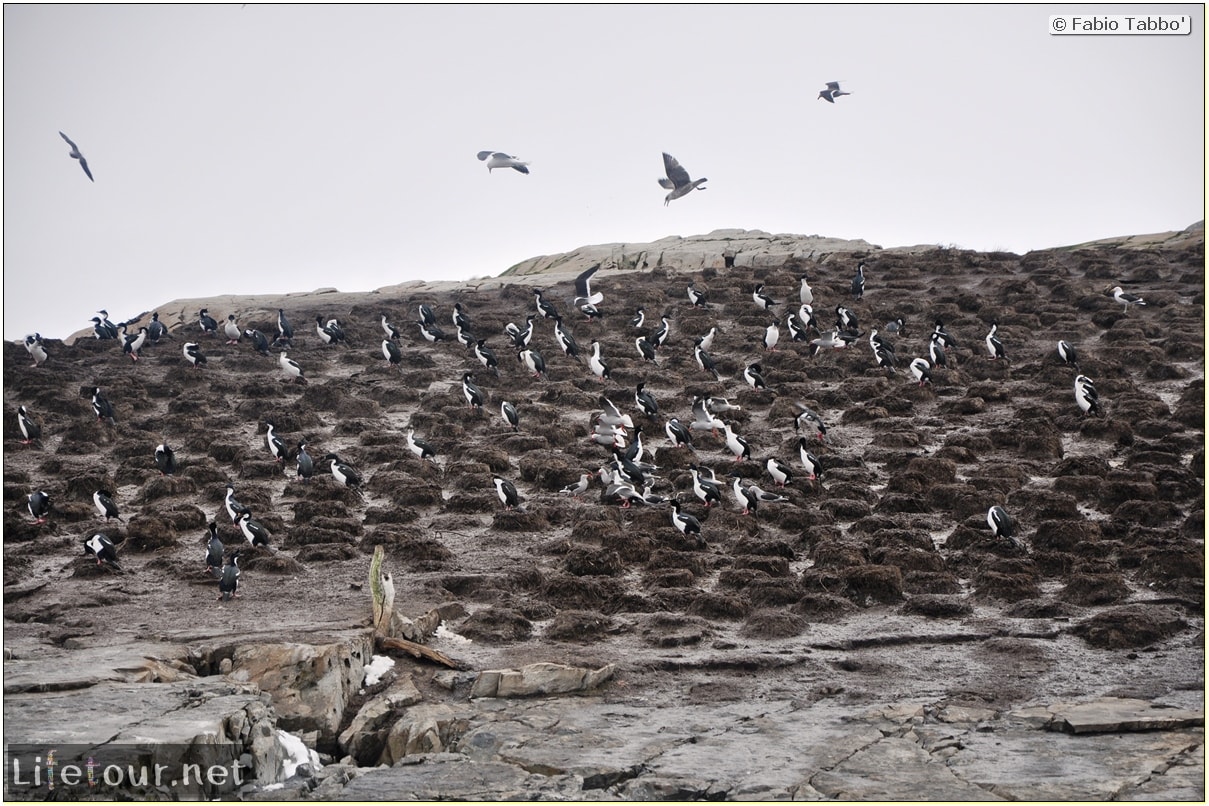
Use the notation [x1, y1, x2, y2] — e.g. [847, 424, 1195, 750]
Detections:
[1051, 697, 1205, 734]
[4, 679, 261, 746]
[334, 753, 590, 801]
[946, 724, 1204, 801]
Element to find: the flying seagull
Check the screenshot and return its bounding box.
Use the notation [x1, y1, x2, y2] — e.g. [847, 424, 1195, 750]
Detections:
[658, 152, 707, 205]
[477, 151, 530, 174]
[573, 264, 604, 309]
[59, 131, 94, 181]
[818, 81, 851, 103]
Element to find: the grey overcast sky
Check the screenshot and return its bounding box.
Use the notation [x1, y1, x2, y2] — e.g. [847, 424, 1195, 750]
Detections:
[4, 3, 1204, 341]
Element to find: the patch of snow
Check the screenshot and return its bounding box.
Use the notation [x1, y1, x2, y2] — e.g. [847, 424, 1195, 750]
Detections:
[276, 729, 319, 781]
[363, 654, 395, 687]
[435, 624, 472, 645]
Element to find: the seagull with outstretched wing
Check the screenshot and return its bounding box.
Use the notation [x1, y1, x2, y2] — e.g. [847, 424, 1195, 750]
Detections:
[573, 264, 604, 308]
[818, 81, 851, 103]
[477, 150, 530, 174]
[59, 131, 94, 181]
[690, 396, 724, 435]
[658, 152, 707, 205]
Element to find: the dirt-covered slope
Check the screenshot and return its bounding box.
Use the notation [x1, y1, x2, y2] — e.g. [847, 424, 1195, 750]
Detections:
[4, 227, 1204, 798]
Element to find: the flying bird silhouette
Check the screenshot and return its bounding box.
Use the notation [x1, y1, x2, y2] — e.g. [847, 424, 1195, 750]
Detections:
[59, 131, 94, 181]
[818, 81, 851, 103]
[573, 264, 604, 309]
[658, 152, 707, 205]
[477, 151, 530, 174]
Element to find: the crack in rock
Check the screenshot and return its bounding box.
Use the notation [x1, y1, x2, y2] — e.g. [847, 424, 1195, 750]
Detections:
[1115, 740, 1206, 799]
[805, 729, 888, 787]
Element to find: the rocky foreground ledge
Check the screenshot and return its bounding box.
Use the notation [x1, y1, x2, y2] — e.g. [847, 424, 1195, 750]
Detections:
[4, 619, 1203, 800]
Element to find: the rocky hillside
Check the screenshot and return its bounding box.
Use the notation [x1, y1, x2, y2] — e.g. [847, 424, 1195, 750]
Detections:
[4, 225, 1204, 800]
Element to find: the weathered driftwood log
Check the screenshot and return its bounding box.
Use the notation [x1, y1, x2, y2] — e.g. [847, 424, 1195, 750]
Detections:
[370, 545, 395, 637]
[402, 607, 443, 643]
[369, 545, 467, 670]
[376, 636, 468, 670]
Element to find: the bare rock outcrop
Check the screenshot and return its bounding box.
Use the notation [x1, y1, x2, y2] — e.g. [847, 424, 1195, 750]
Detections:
[226, 634, 373, 744]
[468, 661, 617, 699]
